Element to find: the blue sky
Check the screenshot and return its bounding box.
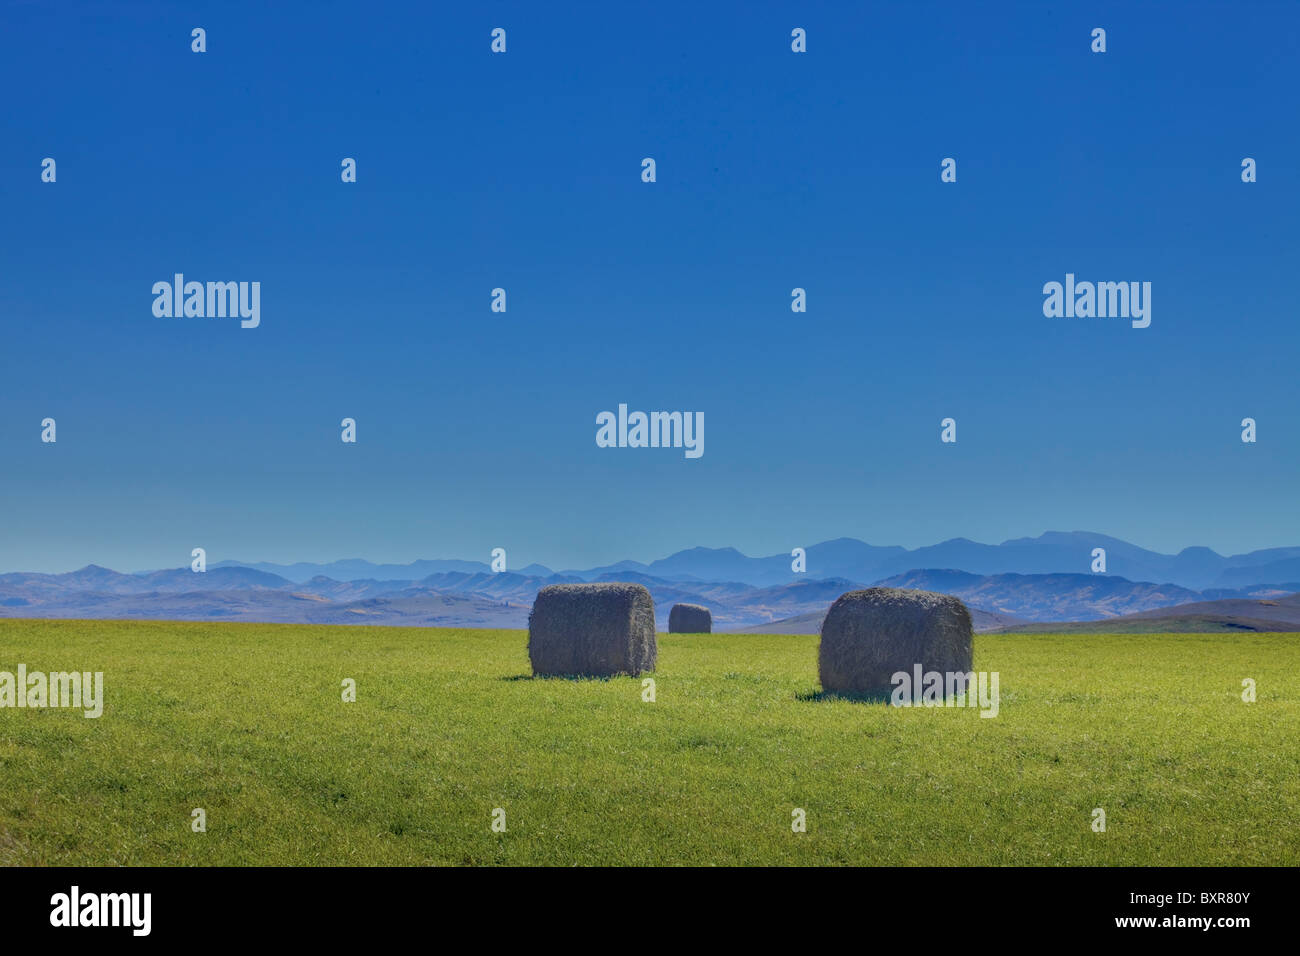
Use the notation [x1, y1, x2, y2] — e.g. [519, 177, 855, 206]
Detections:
[2, 1, 1297, 572]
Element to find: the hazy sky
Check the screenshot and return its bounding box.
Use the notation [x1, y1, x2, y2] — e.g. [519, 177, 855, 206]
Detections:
[2, 1, 1297, 572]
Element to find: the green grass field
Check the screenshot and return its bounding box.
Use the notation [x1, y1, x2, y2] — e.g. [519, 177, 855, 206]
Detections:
[1, 619, 1296, 866]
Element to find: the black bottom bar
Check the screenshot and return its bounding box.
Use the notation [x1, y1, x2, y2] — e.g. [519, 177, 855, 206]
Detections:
[0, 866, 1284, 942]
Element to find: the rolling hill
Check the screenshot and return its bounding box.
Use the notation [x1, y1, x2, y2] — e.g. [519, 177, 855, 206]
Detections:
[994, 593, 1300, 633]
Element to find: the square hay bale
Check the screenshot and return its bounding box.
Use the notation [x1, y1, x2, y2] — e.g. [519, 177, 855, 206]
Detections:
[818, 587, 973, 697]
[528, 582, 657, 677]
[668, 603, 712, 633]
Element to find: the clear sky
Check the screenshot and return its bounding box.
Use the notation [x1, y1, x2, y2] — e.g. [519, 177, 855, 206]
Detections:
[2, 1, 1297, 573]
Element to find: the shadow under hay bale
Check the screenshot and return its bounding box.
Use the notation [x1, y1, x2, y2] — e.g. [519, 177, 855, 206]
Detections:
[668, 603, 712, 633]
[795, 688, 894, 704]
[818, 587, 973, 697]
[528, 582, 657, 677]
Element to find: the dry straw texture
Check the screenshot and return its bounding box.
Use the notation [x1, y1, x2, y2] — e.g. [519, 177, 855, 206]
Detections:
[818, 587, 973, 696]
[528, 582, 657, 677]
[668, 603, 712, 633]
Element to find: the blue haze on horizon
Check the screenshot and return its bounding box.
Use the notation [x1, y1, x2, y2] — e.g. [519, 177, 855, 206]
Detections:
[1, 1, 1297, 573]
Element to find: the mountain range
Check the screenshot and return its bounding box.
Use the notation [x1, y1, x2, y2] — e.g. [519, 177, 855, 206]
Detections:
[2, 532, 1299, 632]
[209, 532, 1300, 591]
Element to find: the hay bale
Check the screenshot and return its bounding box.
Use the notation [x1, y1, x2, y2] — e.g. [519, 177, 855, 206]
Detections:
[668, 603, 712, 634]
[528, 582, 657, 677]
[818, 587, 973, 696]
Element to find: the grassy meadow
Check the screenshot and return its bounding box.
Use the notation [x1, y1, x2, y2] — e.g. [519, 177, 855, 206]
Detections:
[0, 619, 1296, 866]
